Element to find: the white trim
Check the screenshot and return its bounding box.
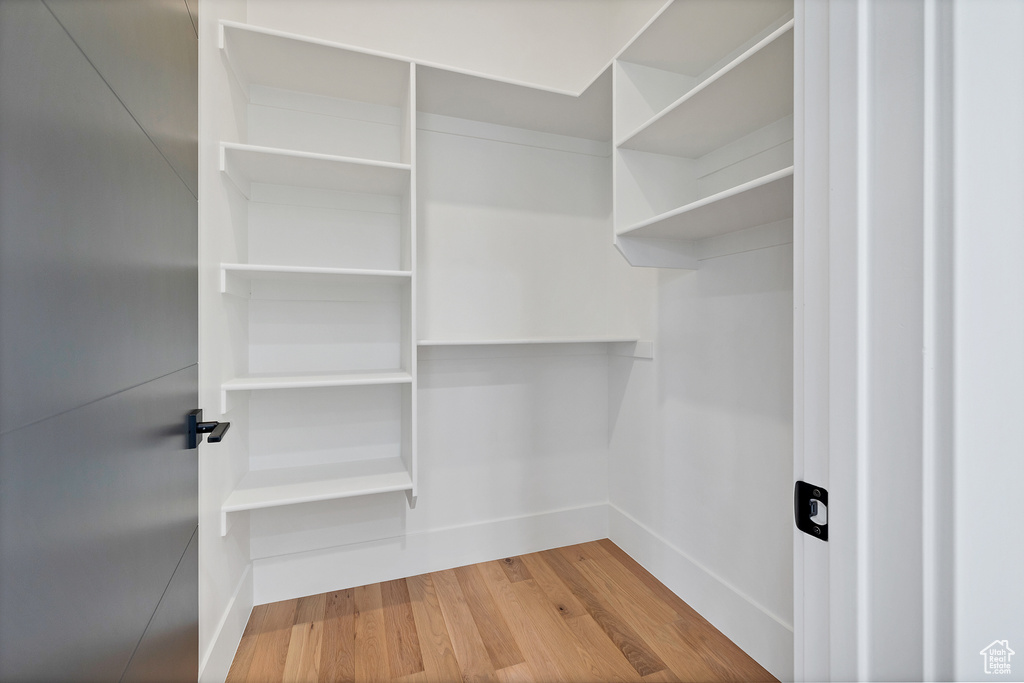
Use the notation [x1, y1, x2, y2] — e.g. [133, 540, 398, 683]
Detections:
[921, 2, 955, 680]
[792, 2, 808, 678]
[199, 564, 252, 683]
[853, 1, 872, 679]
[252, 503, 608, 605]
[608, 505, 793, 682]
[417, 336, 637, 347]
[792, 1, 834, 674]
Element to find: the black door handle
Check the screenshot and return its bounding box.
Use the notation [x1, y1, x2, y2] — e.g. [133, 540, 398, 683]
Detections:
[187, 409, 230, 449]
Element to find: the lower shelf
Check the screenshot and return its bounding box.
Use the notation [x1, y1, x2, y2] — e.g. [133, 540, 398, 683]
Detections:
[220, 456, 413, 535]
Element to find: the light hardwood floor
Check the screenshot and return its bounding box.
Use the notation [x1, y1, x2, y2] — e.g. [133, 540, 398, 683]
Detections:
[227, 540, 776, 682]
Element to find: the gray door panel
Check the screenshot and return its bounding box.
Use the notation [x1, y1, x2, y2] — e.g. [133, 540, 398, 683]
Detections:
[0, 0, 198, 435]
[0, 0, 199, 679]
[122, 527, 200, 683]
[44, 0, 200, 196]
[0, 365, 198, 681]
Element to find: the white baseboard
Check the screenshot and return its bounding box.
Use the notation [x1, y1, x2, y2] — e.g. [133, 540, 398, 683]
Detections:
[253, 503, 608, 605]
[608, 504, 794, 682]
[199, 564, 253, 683]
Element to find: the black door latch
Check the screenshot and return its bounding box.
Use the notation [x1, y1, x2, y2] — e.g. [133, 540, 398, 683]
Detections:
[187, 409, 230, 449]
[795, 481, 828, 541]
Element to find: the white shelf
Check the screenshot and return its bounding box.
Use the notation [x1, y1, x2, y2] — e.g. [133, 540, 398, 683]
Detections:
[220, 263, 411, 294]
[220, 143, 410, 198]
[619, 167, 794, 241]
[618, 21, 794, 158]
[417, 337, 638, 346]
[223, 370, 412, 392]
[220, 456, 413, 535]
[417, 338, 653, 359]
[417, 66, 611, 143]
[219, 20, 410, 106]
[619, 0, 792, 76]
[221, 370, 412, 412]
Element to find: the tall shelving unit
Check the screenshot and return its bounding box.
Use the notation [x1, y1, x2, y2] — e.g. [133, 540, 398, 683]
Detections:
[215, 22, 418, 535]
[613, 0, 794, 269]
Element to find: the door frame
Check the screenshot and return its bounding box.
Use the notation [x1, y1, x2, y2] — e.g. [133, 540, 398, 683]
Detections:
[793, 1, 957, 680]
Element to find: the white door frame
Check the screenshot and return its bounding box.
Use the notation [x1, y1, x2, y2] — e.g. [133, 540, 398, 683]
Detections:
[793, 1, 960, 680]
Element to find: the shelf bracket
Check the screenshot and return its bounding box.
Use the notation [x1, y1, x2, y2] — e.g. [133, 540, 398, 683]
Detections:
[609, 341, 654, 359]
[615, 235, 698, 270]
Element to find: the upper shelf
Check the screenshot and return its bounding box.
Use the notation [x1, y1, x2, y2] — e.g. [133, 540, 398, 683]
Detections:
[219, 20, 410, 106]
[618, 166, 793, 241]
[220, 20, 612, 143]
[619, 0, 792, 77]
[220, 143, 410, 198]
[618, 21, 794, 158]
[417, 66, 611, 143]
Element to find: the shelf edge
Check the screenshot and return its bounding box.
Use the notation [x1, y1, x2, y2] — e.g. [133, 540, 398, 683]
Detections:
[416, 337, 639, 346]
[221, 142, 413, 172]
[221, 263, 411, 278]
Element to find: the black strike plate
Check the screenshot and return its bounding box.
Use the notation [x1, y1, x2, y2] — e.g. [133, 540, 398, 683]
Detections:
[795, 481, 828, 541]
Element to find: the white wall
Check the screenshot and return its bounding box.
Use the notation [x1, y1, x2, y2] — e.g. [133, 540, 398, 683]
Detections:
[252, 344, 616, 602]
[951, 1, 1024, 679]
[417, 121, 650, 342]
[246, 0, 666, 93]
[608, 245, 794, 681]
[245, 113, 655, 602]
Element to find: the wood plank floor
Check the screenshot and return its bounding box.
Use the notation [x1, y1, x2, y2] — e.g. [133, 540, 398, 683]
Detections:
[227, 540, 776, 682]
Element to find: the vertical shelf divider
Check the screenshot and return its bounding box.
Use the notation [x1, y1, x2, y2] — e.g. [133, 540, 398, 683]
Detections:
[404, 61, 418, 507]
